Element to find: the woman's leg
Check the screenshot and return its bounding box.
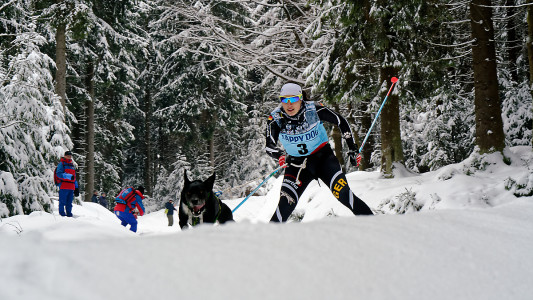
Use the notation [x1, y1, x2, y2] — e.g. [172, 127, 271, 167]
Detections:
[315, 148, 373, 215]
[270, 165, 313, 222]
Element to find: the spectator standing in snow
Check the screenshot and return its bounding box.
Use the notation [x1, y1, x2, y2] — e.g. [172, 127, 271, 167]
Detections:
[55, 150, 79, 217]
[114, 186, 146, 232]
[91, 190, 98, 203]
[165, 200, 177, 226]
[98, 192, 108, 209]
[265, 83, 374, 222]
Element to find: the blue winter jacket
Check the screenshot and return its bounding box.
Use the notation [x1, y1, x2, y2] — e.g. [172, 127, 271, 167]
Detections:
[165, 202, 176, 215]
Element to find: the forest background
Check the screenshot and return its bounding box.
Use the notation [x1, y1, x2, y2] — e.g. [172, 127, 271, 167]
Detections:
[1, 0, 533, 217]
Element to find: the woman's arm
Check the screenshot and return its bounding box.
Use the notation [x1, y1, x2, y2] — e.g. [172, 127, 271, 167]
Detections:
[316, 104, 359, 152]
[265, 116, 283, 159]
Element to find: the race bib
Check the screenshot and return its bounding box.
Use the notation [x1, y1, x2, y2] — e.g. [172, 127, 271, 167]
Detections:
[279, 122, 328, 156]
[272, 101, 329, 157]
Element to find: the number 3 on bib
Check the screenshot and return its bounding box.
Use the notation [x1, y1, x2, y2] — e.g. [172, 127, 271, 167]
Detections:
[297, 144, 308, 155]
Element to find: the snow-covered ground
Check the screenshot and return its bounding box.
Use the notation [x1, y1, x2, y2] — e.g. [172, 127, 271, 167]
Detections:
[1, 147, 533, 300]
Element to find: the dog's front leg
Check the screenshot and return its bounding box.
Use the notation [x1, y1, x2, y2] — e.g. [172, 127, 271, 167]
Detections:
[178, 207, 189, 229]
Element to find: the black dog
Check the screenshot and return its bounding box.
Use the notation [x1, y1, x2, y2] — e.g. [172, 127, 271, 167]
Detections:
[179, 171, 233, 229]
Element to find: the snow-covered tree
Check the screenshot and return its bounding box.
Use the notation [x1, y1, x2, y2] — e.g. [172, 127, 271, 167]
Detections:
[308, 0, 444, 176]
[37, 0, 151, 199]
[0, 1, 71, 216]
[149, 0, 259, 196]
[494, 0, 532, 147]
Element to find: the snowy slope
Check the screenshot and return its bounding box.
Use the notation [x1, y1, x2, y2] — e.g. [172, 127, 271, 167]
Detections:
[1, 147, 533, 300]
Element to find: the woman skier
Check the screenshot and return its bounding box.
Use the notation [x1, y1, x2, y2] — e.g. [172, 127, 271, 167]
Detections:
[266, 83, 374, 222]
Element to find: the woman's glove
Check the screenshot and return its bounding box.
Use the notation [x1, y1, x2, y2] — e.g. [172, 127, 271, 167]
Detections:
[278, 155, 289, 168]
[348, 151, 362, 167]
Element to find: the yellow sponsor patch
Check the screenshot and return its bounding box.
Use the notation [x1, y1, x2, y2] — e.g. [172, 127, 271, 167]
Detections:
[332, 178, 347, 199]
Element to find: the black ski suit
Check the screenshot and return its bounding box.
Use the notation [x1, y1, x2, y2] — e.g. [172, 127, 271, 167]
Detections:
[266, 101, 373, 222]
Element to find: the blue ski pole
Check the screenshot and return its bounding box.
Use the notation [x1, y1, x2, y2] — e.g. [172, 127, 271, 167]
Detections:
[232, 164, 286, 213]
[359, 77, 399, 153]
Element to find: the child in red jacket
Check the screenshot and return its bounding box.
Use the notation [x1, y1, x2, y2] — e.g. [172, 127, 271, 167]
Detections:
[114, 186, 146, 232]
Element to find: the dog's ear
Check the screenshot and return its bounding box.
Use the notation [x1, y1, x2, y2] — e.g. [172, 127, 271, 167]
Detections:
[205, 172, 216, 190]
[184, 170, 190, 186]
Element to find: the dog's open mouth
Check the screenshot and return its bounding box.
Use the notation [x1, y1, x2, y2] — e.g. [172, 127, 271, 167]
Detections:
[192, 204, 205, 215]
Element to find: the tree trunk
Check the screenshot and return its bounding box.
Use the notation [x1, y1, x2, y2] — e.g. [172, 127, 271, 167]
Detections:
[470, 0, 505, 154]
[332, 104, 345, 170]
[199, 109, 216, 169]
[54, 0, 66, 113]
[84, 60, 95, 202]
[157, 118, 165, 177]
[209, 135, 215, 169]
[527, 0, 533, 148]
[144, 89, 152, 195]
[380, 66, 403, 177]
[505, 0, 519, 82]
[358, 99, 373, 171]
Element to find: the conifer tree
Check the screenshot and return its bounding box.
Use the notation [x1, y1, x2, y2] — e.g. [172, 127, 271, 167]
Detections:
[495, 0, 531, 147]
[149, 0, 257, 195]
[40, 0, 150, 199]
[308, 0, 439, 176]
[0, 0, 71, 216]
[526, 0, 533, 147]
